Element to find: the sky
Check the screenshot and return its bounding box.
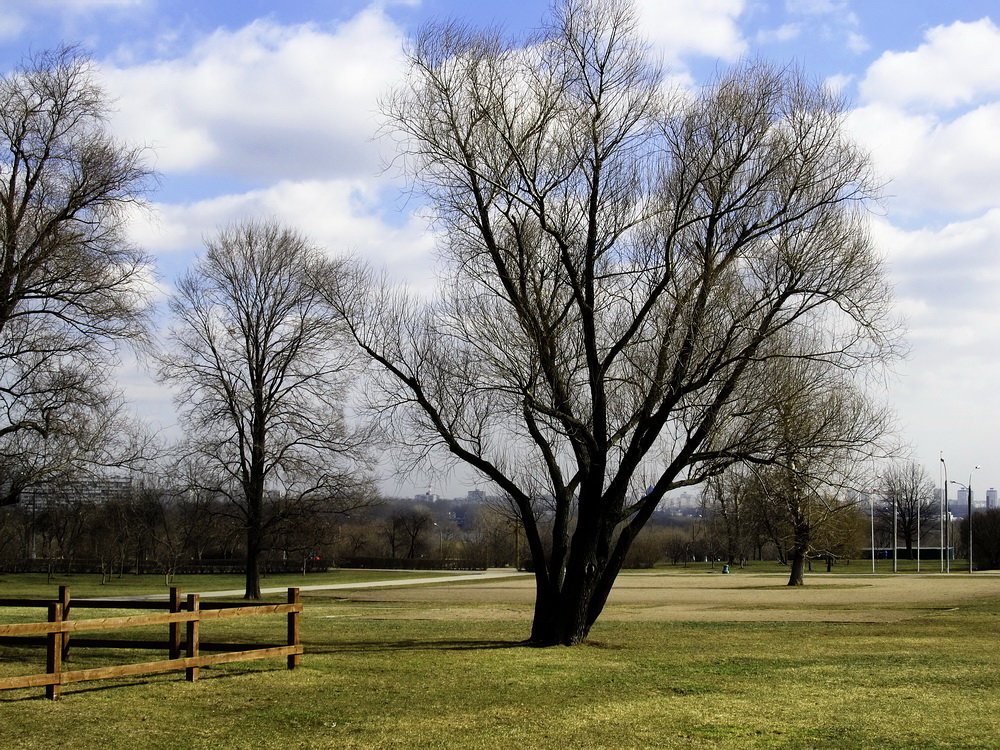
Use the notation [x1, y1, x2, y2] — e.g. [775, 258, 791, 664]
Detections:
[1, 0, 998, 499]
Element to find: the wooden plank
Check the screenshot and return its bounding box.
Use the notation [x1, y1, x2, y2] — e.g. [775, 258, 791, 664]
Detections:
[198, 603, 302, 621]
[0, 604, 302, 637]
[0, 610, 199, 637]
[0, 636, 284, 650]
[0, 645, 304, 690]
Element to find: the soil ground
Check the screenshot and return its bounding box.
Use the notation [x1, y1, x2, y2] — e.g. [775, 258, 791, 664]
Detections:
[324, 570, 1000, 624]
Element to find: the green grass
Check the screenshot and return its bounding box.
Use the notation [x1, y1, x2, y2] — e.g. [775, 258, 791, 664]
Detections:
[2, 576, 999, 748]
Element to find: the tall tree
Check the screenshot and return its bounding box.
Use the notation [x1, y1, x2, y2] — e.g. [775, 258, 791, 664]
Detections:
[0, 47, 153, 502]
[160, 220, 372, 598]
[332, 0, 899, 644]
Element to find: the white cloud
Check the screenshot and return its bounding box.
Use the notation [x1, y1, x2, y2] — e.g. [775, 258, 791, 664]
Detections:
[860, 19, 1000, 111]
[756, 23, 800, 45]
[128, 178, 437, 289]
[777, 0, 867, 53]
[100, 8, 407, 181]
[824, 73, 852, 95]
[875, 209, 1000, 325]
[850, 101, 1000, 217]
[633, 0, 747, 64]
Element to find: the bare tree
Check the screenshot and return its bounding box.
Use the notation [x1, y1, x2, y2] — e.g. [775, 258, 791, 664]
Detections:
[876, 461, 936, 557]
[741, 356, 892, 585]
[704, 468, 758, 567]
[0, 47, 153, 504]
[159, 220, 372, 598]
[331, 0, 899, 643]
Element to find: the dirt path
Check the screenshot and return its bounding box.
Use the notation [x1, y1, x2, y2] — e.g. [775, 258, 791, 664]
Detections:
[82, 569, 531, 601]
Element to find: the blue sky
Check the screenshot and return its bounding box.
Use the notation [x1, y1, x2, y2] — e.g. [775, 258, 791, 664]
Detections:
[2, 0, 999, 498]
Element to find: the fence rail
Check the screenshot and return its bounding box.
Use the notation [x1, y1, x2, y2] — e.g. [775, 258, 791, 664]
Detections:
[0, 586, 302, 700]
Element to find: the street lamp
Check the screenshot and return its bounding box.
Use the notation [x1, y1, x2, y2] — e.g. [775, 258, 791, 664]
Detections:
[892, 486, 898, 574]
[940, 456, 949, 573]
[950, 464, 980, 574]
[870, 490, 876, 574]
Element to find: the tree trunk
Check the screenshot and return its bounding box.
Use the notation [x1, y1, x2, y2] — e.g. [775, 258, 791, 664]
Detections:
[787, 548, 805, 586]
[527, 549, 622, 646]
[529, 583, 597, 646]
[787, 512, 809, 586]
[244, 482, 264, 599]
[245, 533, 262, 599]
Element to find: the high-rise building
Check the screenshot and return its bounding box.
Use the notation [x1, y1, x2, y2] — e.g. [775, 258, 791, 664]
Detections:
[986, 488, 997, 510]
[956, 487, 969, 507]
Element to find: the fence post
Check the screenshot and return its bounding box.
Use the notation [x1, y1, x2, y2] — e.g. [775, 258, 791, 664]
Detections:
[58, 585, 71, 660]
[185, 594, 200, 682]
[287, 588, 300, 670]
[169, 587, 181, 659]
[46, 602, 63, 700]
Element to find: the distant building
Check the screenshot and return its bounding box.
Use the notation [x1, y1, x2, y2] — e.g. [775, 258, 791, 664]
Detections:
[466, 489, 486, 504]
[987, 488, 997, 510]
[23, 476, 133, 510]
[956, 487, 969, 507]
[413, 490, 439, 504]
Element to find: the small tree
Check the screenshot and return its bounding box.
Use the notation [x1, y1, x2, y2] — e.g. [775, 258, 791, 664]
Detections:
[704, 469, 757, 567]
[160, 220, 372, 598]
[877, 461, 936, 557]
[738, 355, 891, 586]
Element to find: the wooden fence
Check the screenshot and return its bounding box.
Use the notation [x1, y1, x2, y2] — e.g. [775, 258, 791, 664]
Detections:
[0, 586, 302, 700]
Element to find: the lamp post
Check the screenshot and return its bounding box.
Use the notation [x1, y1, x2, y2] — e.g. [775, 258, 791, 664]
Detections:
[950, 464, 980, 574]
[941, 456, 950, 573]
[870, 490, 876, 574]
[892, 488, 898, 573]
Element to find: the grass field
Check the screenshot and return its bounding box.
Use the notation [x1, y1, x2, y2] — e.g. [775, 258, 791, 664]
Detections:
[2, 568, 999, 749]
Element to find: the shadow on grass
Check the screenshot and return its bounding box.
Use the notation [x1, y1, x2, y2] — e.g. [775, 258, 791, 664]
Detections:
[311, 638, 528, 653]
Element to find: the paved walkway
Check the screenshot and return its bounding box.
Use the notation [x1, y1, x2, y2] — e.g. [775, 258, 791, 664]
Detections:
[83, 568, 530, 601]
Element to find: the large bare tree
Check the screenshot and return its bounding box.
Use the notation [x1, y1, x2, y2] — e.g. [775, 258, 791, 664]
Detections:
[331, 0, 899, 644]
[160, 220, 372, 598]
[0, 47, 152, 503]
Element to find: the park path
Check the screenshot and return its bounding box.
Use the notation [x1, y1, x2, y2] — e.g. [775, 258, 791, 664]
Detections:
[82, 568, 530, 601]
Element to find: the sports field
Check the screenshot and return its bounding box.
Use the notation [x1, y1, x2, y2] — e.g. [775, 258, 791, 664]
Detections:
[2, 569, 999, 748]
